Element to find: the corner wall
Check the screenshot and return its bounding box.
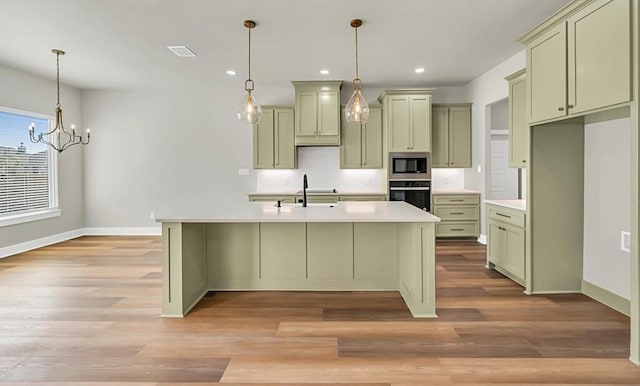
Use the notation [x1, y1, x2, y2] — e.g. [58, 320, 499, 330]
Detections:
[463, 50, 526, 236]
[0, 64, 84, 249]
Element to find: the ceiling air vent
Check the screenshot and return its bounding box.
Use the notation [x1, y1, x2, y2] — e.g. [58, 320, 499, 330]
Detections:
[167, 46, 196, 57]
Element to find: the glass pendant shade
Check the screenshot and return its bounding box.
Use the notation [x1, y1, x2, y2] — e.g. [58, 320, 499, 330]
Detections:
[237, 90, 262, 124]
[345, 88, 370, 123]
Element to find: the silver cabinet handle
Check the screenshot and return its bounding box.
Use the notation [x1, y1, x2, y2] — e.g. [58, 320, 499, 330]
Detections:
[496, 213, 511, 219]
[558, 106, 565, 111]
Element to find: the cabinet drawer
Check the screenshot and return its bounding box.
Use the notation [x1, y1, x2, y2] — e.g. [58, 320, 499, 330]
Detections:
[339, 195, 386, 201]
[433, 194, 479, 205]
[433, 206, 479, 221]
[488, 206, 525, 228]
[436, 222, 479, 237]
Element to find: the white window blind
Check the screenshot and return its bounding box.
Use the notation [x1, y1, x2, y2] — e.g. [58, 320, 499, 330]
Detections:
[0, 109, 57, 217]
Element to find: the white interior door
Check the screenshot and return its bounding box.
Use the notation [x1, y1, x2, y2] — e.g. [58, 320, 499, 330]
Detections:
[490, 138, 518, 199]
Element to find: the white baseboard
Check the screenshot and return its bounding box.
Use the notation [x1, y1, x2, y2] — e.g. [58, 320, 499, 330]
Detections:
[83, 227, 161, 236]
[0, 229, 84, 259]
[477, 234, 487, 245]
[0, 227, 161, 259]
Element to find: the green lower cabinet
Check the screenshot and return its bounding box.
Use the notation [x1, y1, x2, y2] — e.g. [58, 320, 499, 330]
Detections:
[353, 223, 396, 280]
[487, 204, 526, 285]
[260, 223, 306, 280]
[248, 195, 297, 203]
[307, 223, 353, 280]
[432, 193, 480, 238]
[339, 195, 386, 201]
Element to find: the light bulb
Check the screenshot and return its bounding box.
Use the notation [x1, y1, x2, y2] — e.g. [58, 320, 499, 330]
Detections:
[345, 89, 369, 124]
[237, 91, 262, 124]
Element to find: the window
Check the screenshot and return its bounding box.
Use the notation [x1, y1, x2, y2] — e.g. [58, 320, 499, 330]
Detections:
[0, 108, 59, 226]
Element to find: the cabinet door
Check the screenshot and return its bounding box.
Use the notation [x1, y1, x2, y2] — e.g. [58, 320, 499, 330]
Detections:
[431, 106, 449, 168]
[362, 106, 382, 168]
[448, 106, 471, 168]
[567, 0, 631, 114]
[388, 96, 411, 151]
[318, 90, 340, 137]
[295, 91, 318, 136]
[488, 221, 506, 266]
[340, 109, 362, 169]
[509, 72, 528, 168]
[410, 95, 431, 152]
[253, 109, 274, 169]
[527, 23, 567, 123]
[506, 224, 525, 281]
[274, 108, 296, 169]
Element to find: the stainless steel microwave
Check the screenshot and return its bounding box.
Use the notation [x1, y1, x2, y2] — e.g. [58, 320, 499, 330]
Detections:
[389, 152, 432, 180]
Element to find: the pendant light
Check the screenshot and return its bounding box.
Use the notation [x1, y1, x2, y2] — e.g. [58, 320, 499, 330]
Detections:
[28, 49, 90, 153]
[237, 20, 262, 124]
[345, 19, 369, 124]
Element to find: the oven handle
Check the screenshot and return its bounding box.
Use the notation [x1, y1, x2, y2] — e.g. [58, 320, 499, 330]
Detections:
[389, 187, 431, 191]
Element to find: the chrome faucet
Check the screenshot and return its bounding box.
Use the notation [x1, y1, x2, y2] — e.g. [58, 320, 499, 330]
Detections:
[302, 174, 308, 207]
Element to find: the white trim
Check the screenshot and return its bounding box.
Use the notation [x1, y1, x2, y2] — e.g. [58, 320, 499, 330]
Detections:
[0, 228, 83, 258]
[477, 234, 487, 244]
[83, 227, 161, 236]
[0, 105, 54, 121]
[0, 208, 62, 228]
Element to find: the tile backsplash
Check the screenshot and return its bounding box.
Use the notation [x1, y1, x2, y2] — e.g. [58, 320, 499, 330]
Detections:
[255, 147, 385, 193]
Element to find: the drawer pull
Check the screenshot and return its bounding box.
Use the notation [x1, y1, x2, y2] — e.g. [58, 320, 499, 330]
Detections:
[449, 199, 464, 202]
[450, 212, 465, 215]
[496, 213, 512, 219]
[451, 228, 465, 231]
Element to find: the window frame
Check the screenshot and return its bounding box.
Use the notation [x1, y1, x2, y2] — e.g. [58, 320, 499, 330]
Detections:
[0, 106, 60, 228]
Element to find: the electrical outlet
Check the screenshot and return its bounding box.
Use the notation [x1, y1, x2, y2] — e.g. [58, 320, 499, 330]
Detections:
[150, 211, 155, 220]
[477, 164, 482, 173]
[621, 231, 631, 253]
[238, 168, 250, 176]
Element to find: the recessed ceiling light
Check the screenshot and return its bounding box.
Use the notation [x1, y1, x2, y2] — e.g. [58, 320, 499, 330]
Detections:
[226, 70, 237, 76]
[320, 69, 330, 75]
[167, 46, 196, 57]
[415, 67, 425, 74]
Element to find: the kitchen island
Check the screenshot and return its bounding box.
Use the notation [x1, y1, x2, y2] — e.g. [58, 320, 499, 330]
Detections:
[155, 201, 440, 318]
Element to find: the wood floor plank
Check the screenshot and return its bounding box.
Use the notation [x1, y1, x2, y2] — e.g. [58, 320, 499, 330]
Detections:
[276, 321, 459, 339]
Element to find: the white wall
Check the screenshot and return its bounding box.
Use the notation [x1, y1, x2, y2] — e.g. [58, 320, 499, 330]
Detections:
[583, 117, 631, 299]
[463, 50, 526, 236]
[0, 64, 84, 248]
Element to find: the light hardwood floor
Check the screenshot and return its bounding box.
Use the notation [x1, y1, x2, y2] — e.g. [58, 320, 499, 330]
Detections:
[0, 236, 638, 384]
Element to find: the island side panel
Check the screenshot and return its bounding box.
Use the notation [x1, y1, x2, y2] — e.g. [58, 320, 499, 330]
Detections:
[397, 222, 437, 318]
[161, 222, 184, 317]
[180, 223, 209, 315]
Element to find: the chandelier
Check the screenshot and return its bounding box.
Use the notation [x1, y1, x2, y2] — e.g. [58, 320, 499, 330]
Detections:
[29, 49, 90, 153]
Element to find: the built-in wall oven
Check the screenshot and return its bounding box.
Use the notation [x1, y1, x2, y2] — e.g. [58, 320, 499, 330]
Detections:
[388, 152, 432, 211]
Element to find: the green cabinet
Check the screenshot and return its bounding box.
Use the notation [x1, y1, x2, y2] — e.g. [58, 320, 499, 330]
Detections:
[486, 204, 526, 285]
[253, 106, 296, 169]
[505, 69, 528, 168]
[523, 0, 631, 124]
[340, 105, 383, 169]
[432, 193, 480, 238]
[431, 104, 472, 168]
[378, 89, 434, 152]
[292, 81, 342, 146]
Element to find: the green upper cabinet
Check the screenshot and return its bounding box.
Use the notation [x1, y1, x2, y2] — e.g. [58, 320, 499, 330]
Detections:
[522, 0, 631, 124]
[378, 89, 434, 152]
[253, 106, 296, 169]
[567, 0, 631, 115]
[340, 106, 383, 169]
[292, 81, 342, 146]
[506, 69, 528, 168]
[431, 104, 472, 168]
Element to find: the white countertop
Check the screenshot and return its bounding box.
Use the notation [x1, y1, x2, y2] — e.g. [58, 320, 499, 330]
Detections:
[484, 199, 527, 212]
[155, 201, 440, 223]
[432, 189, 481, 195]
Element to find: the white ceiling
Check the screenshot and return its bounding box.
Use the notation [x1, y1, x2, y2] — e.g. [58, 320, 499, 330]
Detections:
[0, 0, 570, 90]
